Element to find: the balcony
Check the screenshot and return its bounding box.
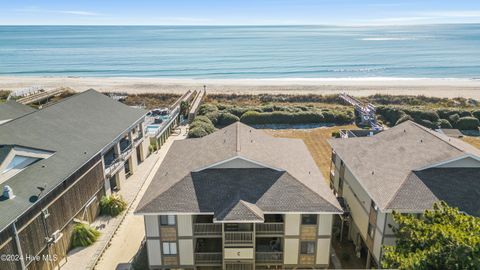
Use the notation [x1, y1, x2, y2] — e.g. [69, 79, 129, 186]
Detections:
[256, 252, 283, 263]
[224, 231, 253, 246]
[193, 223, 222, 236]
[195, 252, 222, 265]
[255, 223, 284, 235]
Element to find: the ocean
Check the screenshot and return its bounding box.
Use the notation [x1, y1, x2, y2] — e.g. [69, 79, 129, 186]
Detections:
[0, 24, 479, 79]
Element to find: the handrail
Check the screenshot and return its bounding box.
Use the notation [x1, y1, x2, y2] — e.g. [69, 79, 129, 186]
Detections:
[255, 223, 284, 234]
[224, 231, 253, 245]
[194, 252, 222, 264]
[255, 252, 283, 262]
[193, 223, 222, 235]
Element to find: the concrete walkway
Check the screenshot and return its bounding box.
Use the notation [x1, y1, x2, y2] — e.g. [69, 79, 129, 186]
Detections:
[60, 126, 188, 270]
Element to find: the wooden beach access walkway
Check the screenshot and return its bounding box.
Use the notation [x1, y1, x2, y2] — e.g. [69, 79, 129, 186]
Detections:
[339, 93, 382, 130]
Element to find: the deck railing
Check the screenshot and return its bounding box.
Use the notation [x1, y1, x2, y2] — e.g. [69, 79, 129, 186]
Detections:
[193, 223, 222, 235]
[255, 223, 284, 234]
[224, 231, 253, 246]
[256, 252, 283, 263]
[194, 252, 222, 264]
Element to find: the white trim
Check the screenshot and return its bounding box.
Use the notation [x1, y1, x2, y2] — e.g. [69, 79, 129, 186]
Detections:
[414, 154, 480, 171]
[191, 155, 282, 172]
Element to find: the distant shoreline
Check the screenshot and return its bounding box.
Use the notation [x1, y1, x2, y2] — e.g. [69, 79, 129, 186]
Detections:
[1, 76, 480, 99]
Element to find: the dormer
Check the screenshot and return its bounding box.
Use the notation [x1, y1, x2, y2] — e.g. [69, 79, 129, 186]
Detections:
[0, 145, 54, 184]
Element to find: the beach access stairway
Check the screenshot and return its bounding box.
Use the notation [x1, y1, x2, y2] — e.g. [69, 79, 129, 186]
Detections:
[339, 93, 382, 130]
[16, 88, 68, 105]
[188, 88, 206, 123]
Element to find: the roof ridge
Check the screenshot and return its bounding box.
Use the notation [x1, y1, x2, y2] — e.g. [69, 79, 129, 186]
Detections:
[281, 171, 342, 212]
[239, 200, 264, 220]
[384, 171, 415, 210]
[408, 121, 470, 154]
[236, 122, 241, 152]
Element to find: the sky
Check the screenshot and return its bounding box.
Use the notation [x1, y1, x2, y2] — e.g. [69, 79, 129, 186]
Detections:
[1, 0, 480, 25]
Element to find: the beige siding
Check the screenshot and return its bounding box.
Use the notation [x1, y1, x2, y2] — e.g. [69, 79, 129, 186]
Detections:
[284, 214, 300, 236]
[373, 230, 383, 261]
[284, 238, 299, 264]
[384, 214, 397, 235]
[343, 183, 369, 239]
[383, 236, 396, 247]
[145, 216, 159, 237]
[437, 156, 480, 168]
[316, 238, 331, 265]
[147, 239, 162, 266]
[177, 215, 193, 236]
[376, 212, 386, 234]
[317, 215, 333, 236]
[224, 248, 254, 259]
[178, 239, 194, 265]
[210, 157, 266, 169]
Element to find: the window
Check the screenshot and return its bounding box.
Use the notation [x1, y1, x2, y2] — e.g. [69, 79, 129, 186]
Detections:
[162, 242, 177, 255]
[160, 215, 176, 226]
[301, 214, 317, 225]
[300, 241, 315, 255]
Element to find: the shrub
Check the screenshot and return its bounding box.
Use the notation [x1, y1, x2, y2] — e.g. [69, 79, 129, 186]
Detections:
[455, 117, 479, 130]
[188, 127, 209, 138]
[448, 114, 461, 125]
[331, 131, 340, 138]
[100, 195, 128, 217]
[190, 120, 215, 133]
[376, 106, 406, 126]
[437, 119, 453, 129]
[418, 119, 436, 129]
[322, 111, 335, 123]
[240, 111, 266, 125]
[193, 115, 213, 125]
[198, 104, 218, 115]
[180, 100, 189, 117]
[217, 112, 240, 126]
[395, 114, 413, 125]
[226, 106, 255, 117]
[333, 111, 354, 124]
[472, 110, 480, 120]
[404, 108, 440, 122]
[71, 223, 100, 248]
[205, 111, 220, 125]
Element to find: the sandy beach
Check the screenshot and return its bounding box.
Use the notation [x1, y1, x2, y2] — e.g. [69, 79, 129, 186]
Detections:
[1, 76, 480, 99]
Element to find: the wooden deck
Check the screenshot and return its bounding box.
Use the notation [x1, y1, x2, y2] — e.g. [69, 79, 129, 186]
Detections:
[16, 88, 68, 105]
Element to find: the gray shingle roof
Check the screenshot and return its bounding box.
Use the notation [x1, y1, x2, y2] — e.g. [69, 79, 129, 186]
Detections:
[388, 168, 480, 217]
[0, 90, 147, 231]
[0, 101, 36, 123]
[136, 122, 342, 216]
[329, 120, 480, 212]
[215, 200, 264, 222]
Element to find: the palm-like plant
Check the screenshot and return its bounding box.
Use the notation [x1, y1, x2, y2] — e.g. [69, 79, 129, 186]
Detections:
[71, 223, 100, 248]
[100, 195, 128, 217]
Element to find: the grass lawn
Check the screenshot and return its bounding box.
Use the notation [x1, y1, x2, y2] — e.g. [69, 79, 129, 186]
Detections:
[265, 124, 356, 182]
[462, 136, 480, 149]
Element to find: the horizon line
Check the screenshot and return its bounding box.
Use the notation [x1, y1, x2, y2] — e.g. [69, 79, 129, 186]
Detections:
[1, 22, 480, 27]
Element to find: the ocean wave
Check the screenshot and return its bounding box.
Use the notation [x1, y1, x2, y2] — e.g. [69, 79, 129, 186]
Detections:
[359, 37, 418, 41]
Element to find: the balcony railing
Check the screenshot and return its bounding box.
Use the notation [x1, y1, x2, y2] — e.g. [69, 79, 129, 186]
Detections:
[224, 231, 253, 246]
[255, 223, 284, 235]
[193, 223, 222, 235]
[256, 252, 283, 263]
[195, 252, 222, 264]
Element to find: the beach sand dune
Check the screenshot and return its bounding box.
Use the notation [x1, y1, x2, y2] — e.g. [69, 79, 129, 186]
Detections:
[1, 76, 479, 99]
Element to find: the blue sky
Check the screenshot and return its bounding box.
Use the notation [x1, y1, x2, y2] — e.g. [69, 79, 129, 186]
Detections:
[1, 0, 480, 25]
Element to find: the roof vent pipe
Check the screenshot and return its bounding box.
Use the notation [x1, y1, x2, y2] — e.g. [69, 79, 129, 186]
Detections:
[3, 185, 15, 199]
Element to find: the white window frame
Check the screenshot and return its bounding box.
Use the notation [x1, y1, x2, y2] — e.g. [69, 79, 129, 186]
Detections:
[162, 242, 177, 255]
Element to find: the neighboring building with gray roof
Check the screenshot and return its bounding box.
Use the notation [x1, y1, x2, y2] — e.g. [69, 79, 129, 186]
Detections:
[0, 90, 150, 270]
[328, 120, 480, 268]
[0, 101, 36, 125]
[136, 122, 341, 270]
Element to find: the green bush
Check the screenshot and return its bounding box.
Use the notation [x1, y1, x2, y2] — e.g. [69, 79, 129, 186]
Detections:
[205, 111, 220, 125]
[376, 106, 406, 126]
[448, 114, 461, 125]
[188, 127, 209, 138]
[100, 195, 128, 217]
[198, 104, 218, 115]
[332, 131, 341, 138]
[217, 112, 240, 126]
[404, 109, 440, 122]
[437, 119, 453, 129]
[472, 110, 480, 120]
[418, 119, 436, 129]
[190, 120, 215, 133]
[455, 117, 479, 130]
[193, 115, 213, 125]
[395, 114, 413, 125]
[459, 111, 472, 117]
[71, 223, 100, 248]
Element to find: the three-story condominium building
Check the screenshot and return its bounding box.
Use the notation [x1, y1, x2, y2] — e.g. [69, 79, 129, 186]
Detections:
[329, 120, 480, 268]
[0, 90, 151, 270]
[136, 122, 342, 270]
